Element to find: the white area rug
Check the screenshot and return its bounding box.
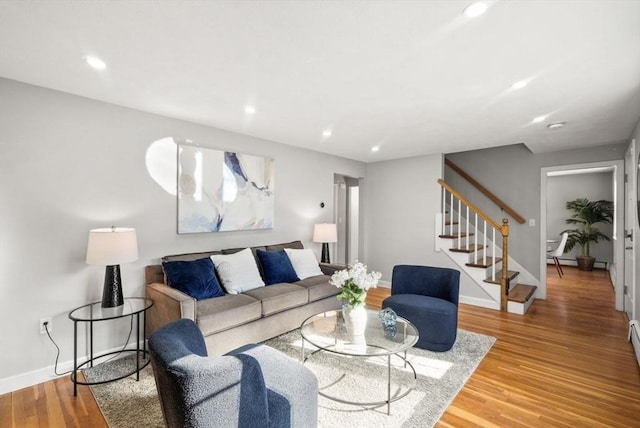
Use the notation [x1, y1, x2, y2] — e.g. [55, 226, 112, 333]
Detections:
[87, 328, 495, 427]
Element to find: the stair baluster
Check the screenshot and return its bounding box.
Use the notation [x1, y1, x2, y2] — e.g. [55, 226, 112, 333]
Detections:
[465, 205, 470, 250]
[483, 222, 487, 267]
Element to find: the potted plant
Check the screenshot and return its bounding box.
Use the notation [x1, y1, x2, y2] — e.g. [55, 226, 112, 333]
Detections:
[562, 198, 613, 271]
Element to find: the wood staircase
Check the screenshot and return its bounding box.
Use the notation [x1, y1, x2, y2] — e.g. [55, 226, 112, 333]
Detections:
[438, 179, 537, 314]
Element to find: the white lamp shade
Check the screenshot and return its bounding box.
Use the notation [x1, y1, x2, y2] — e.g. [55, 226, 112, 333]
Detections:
[313, 223, 337, 243]
[86, 227, 139, 266]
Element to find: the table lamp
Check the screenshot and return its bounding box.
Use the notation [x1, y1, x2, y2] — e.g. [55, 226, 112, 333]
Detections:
[313, 223, 337, 263]
[86, 227, 139, 308]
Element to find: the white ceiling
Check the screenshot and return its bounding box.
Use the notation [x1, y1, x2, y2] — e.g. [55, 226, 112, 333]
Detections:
[1, 1, 639, 162]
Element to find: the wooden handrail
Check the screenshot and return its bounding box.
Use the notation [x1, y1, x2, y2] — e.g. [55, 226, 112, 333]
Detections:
[438, 179, 503, 232]
[445, 159, 526, 224]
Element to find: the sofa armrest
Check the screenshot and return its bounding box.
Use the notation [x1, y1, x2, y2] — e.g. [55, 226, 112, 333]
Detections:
[146, 282, 196, 337]
[319, 262, 346, 276]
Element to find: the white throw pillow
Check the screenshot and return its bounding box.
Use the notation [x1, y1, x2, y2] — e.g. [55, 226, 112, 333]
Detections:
[284, 248, 323, 280]
[210, 248, 265, 294]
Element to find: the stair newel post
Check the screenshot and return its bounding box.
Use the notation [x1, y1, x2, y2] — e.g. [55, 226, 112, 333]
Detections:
[500, 218, 509, 312]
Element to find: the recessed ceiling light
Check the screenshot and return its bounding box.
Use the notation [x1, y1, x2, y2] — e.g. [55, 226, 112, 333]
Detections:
[511, 80, 528, 90]
[85, 55, 106, 70]
[463, 2, 488, 18]
[322, 129, 332, 138]
[371, 146, 380, 152]
[244, 106, 256, 114]
[547, 122, 566, 129]
[532, 115, 547, 123]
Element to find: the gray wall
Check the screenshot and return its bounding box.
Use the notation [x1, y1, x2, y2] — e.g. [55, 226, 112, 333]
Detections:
[445, 142, 627, 279]
[364, 154, 447, 281]
[547, 172, 614, 263]
[0, 78, 365, 387]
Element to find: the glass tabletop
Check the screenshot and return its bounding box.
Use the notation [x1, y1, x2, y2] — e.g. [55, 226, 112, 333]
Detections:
[69, 297, 153, 322]
[300, 308, 418, 357]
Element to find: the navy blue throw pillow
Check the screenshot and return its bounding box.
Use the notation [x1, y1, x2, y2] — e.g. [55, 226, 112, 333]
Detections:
[256, 250, 300, 285]
[162, 258, 225, 300]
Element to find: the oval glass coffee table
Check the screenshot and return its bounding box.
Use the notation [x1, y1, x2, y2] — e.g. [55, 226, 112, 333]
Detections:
[300, 308, 419, 415]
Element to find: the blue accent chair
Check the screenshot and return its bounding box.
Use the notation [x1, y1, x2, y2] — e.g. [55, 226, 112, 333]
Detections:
[148, 318, 318, 428]
[382, 265, 460, 352]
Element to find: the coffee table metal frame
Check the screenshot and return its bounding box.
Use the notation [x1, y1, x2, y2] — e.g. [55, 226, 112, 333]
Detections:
[300, 309, 419, 415]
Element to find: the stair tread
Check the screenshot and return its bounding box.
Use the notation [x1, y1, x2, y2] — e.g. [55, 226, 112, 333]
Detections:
[508, 284, 537, 303]
[483, 270, 519, 284]
[450, 244, 486, 253]
[439, 232, 475, 239]
[466, 257, 502, 268]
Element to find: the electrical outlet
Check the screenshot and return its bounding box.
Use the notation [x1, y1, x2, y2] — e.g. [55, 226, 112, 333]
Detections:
[39, 317, 52, 334]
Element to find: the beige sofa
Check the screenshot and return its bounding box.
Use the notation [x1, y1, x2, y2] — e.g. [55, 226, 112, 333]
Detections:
[145, 240, 343, 355]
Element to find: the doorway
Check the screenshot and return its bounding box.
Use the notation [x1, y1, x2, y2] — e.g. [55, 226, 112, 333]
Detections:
[540, 160, 625, 310]
[334, 174, 360, 265]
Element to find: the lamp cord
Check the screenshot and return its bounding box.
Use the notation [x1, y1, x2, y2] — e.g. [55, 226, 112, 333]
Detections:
[44, 323, 72, 376]
[44, 316, 134, 376]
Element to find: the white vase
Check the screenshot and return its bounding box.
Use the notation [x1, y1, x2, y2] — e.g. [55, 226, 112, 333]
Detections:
[343, 304, 368, 337]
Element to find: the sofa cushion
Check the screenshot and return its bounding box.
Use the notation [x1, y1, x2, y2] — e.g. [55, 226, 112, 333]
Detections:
[221, 246, 267, 257]
[284, 248, 323, 280]
[222, 246, 267, 277]
[265, 240, 304, 252]
[256, 250, 300, 285]
[196, 294, 262, 336]
[244, 283, 309, 316]
[211, 248, 265, 294]
[294, 275, 339, 302]
[162, 258, 225, 300]
[162, 250, 222, 263]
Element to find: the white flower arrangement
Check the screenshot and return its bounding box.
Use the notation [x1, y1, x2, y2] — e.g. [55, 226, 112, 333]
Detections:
[329, 262, 381, 308]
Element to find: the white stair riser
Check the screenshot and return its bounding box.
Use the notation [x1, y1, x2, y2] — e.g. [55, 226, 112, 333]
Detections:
[438, 236, 534, 314]
[438, 238, 502, 303]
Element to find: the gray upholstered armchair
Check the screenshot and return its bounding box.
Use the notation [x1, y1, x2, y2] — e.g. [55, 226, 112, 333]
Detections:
[148, 318, 318, 428]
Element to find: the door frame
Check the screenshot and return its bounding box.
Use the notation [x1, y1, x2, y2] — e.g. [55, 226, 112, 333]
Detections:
[624, 139, 637, 322]
[540, 159, 625, 310]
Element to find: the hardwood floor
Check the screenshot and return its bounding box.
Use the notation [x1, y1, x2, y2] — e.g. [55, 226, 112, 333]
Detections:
[2, 266, 638, 427]
[0, 372, 107, 427]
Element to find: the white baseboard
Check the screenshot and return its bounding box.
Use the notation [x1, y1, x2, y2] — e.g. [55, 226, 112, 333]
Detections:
[0, 361, 74, 395]
[546, 258, 609, 269]
[459, 295, 500, 311]
[377, 280, 391, 289]
[0, 341, 146, 395]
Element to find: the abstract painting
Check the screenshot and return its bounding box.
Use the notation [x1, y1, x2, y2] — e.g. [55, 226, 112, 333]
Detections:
[177, 145, 274, 233]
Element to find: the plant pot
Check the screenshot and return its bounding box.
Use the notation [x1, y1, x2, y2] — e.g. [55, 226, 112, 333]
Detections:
[576, 256, 595, 271]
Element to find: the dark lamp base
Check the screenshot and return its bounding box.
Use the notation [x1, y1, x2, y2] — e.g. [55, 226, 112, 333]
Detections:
[321, 242, 331, 264]
[102, 265, 124, 308]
